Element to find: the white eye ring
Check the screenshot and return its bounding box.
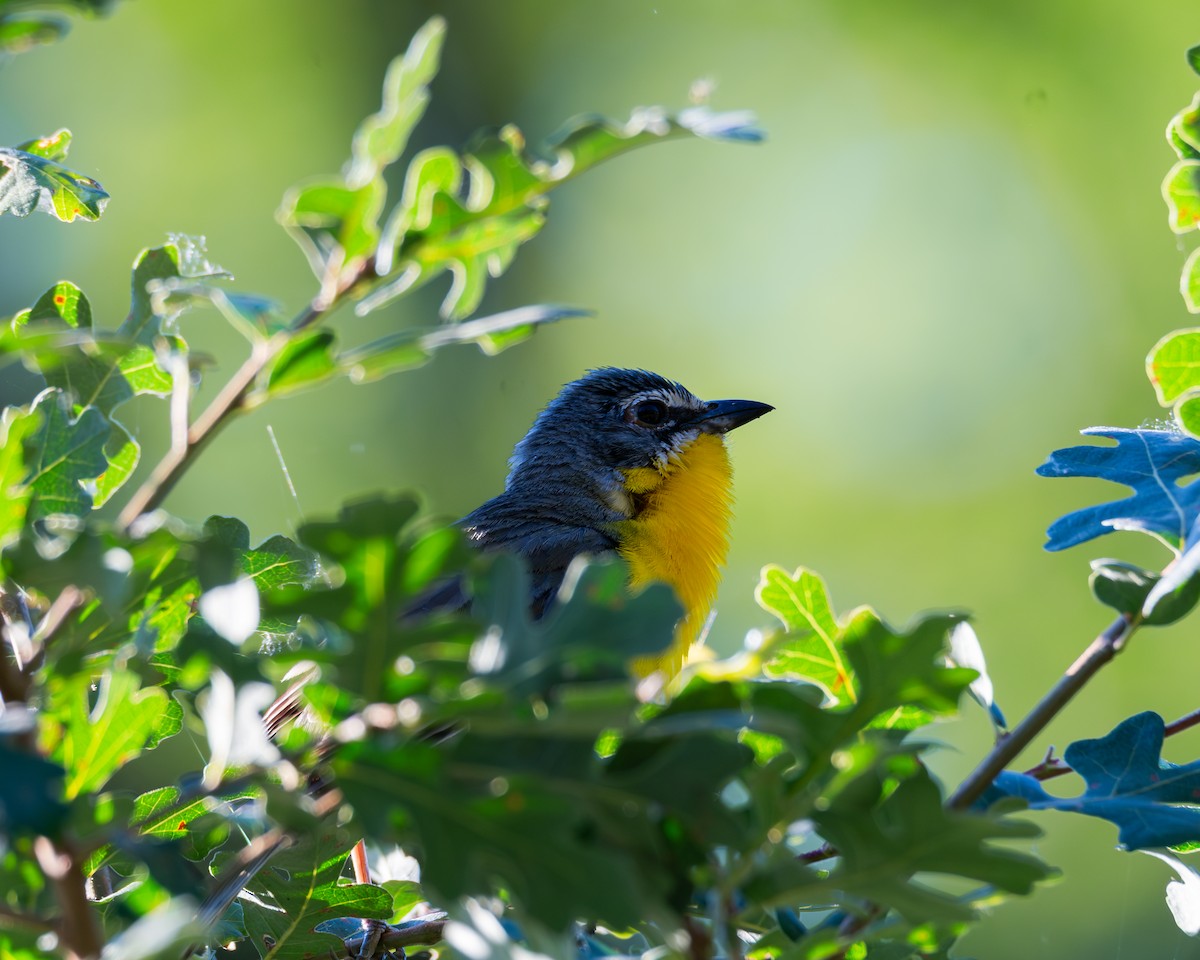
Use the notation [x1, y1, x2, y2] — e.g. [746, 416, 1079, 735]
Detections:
[627, 398, 670, 427]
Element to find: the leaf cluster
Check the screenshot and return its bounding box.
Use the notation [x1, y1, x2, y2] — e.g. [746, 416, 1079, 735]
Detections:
[10, 9, 1200, 960]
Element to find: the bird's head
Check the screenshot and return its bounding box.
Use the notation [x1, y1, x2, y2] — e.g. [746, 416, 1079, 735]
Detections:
[505, 368, 773, 488]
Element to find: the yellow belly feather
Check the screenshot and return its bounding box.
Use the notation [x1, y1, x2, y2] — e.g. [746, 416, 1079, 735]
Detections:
[614, 432, 735, 678]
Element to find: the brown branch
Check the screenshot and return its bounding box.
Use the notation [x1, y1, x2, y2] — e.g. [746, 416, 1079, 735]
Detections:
[341, 915, 447, 957]
[947, 613, 1134, 810]
[0, 903, 54, 934]
[34, 837, 103, 960]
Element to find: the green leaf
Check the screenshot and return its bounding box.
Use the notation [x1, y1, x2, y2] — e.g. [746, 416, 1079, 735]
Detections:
[148, 279, 280, 341]
[817, 769, 1049, 924]
[1167, 92, 1200, 161]
[15, 128, 71, 162]
[278, 178, 385, 277]
[1181, 250, 1200, 315]
[1090, 558, 1200, 625]
[338, 734, 664, 930]
[347, 16, 445, 186]
[264, 329, 337, 397]
[0, 404, 38, 547]
[0, 14, 67, 55]
[280, 16, 445, 288]
[237, 825, 392, 958]
[1148, 328, 1200, 404]
[756, 565, 852, 705]
[363, 104, 760, 320]
[1190, 45, 1200, 78]
[0, 137, 108, 222]
[1179, 394, 1200, 438]
[94, 420, 139, 508]
[341, 304, 589, 383]
[1164, 160, 1200, 234]
[842, 610, 973, 724]
[42, 668, 174, 799]
[471, 555, 682, 696]
[23, 388, 109, 521]
[120, 235, 229, 346]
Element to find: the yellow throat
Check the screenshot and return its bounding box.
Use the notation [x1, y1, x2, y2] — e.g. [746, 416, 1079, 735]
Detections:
[614, 432, 735, 679]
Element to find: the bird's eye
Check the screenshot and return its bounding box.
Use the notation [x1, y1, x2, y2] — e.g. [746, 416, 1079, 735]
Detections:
[631, 399, 669, 426]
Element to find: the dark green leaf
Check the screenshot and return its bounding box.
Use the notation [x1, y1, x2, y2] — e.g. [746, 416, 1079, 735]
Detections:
[337, 736, 659, 930]
[0, 742, 67, 836]
[470, 556, 681, 696]
[1189, 44, 1200, 77]
[816, 769, 1049, 923]
[1025, 712, 1200, 849]
[1090, 558, 1200, 625]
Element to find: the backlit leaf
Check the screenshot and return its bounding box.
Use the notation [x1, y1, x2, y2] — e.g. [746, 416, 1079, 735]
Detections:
[1037, 426, 1200, 552]
[0, 138, 108, 222]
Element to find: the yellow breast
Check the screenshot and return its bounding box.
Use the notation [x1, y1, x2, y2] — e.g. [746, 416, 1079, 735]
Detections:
[613, 432, 735, 678]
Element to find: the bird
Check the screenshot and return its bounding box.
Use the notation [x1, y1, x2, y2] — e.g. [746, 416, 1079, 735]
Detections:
[458, 367, 772, 677]
[264, 368, 770, 738]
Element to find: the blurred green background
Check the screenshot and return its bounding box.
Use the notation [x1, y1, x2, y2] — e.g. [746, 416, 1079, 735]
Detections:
[3, 1, 1199, 955]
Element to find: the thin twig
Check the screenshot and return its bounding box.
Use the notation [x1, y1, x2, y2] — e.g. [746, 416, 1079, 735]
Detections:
[946, 613, 1134, 810]
[0, 903, 55, 933]
[1023, 701, 1200, 783]
[350, 839, 371, 883]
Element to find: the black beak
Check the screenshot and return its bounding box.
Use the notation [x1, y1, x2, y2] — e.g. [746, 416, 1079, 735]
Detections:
[689, 398, 774, 434]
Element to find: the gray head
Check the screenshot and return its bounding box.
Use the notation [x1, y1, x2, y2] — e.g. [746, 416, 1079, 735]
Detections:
[505, 368, 773, 487]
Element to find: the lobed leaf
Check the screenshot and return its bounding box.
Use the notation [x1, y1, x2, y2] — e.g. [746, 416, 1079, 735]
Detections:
[990, 713, 1200, 850]
[22, 387, 109, 522]
[120, 234, 230, 346]
[816, 769, 1048, 923]
[756, 565, 851, 705]
[237, 825, 392, 958]
[41, 668, 175, 799]
[347, 16, 445, 186]
[0, 137, 108, 222]
[1037, 426, 1200, 552]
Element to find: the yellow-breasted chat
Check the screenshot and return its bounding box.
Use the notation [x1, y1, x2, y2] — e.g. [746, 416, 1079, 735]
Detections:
[264, 367, 769, 737]
[461, 367, 772, 677]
